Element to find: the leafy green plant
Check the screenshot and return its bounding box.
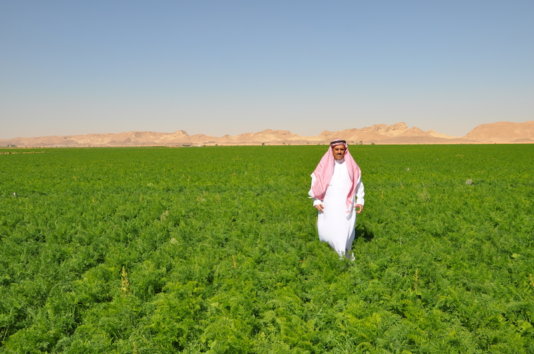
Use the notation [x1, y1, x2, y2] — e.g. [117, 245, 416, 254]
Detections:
[0, 145, 532, 352]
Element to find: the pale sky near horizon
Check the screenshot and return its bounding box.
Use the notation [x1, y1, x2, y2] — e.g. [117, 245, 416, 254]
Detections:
[1, 0, 533, 139]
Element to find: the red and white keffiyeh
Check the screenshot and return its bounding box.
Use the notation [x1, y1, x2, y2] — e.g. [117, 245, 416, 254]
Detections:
[310, 140, 361, 209]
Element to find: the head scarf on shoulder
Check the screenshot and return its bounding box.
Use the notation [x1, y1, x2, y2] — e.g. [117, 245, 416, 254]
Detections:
[310, 139, 361, 209]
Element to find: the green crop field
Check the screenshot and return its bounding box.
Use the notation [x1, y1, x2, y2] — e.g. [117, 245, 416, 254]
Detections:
[0, 145, 532, 353]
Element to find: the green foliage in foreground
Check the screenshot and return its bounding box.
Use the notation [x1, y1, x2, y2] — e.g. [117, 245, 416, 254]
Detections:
[0, 145, 532, 353]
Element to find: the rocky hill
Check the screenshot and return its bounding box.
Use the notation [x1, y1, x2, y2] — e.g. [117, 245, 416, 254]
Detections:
[1, 121, 532, 147]
[464, 121, 534, 143]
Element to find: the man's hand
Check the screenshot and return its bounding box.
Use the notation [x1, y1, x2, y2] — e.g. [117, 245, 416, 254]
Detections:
[355, 204, 364, 214]
[314, 204, 324, 212]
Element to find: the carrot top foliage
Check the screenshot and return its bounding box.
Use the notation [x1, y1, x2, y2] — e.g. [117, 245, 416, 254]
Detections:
[0, 145, 532, 352]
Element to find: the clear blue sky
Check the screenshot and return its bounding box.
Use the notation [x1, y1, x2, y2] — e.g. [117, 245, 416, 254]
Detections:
[1, 0, 533, 139]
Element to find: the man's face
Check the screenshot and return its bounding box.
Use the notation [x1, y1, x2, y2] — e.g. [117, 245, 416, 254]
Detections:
[332, 144, 346, 160]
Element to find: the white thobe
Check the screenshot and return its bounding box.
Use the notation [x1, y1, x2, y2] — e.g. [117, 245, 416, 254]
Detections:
[309, 159, 365, 257]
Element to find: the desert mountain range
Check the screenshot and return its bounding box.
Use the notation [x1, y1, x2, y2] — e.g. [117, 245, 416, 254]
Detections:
[1, 121, 533, 147]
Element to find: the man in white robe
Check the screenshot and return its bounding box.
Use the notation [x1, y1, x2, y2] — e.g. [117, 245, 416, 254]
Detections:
[309, 140, 365, 260]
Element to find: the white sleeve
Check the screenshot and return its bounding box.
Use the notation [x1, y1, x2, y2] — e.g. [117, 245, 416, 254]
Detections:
[309, 173, 323, 206]
[355, 181, 365, 206]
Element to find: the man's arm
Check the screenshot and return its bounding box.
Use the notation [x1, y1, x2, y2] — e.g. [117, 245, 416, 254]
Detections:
[309, 174, 324, 211]
[355, 181, 365, 214]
